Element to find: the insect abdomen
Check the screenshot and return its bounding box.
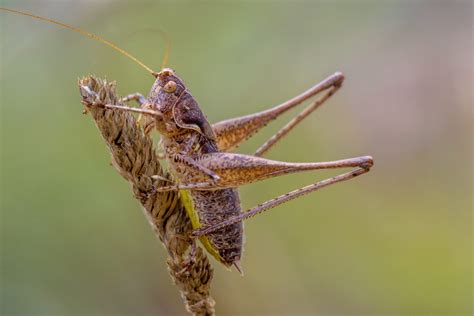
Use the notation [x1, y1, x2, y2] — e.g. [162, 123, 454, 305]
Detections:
[191, 188, 243, 267]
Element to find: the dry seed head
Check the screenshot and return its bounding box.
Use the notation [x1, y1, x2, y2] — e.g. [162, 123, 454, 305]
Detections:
[79, 75, 215, 315]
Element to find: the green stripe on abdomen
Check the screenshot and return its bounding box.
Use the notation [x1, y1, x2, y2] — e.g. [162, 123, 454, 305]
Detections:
[179, 189, 224, 264]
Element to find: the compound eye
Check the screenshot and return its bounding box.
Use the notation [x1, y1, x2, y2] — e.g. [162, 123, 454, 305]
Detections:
[163, 81, 177, 93]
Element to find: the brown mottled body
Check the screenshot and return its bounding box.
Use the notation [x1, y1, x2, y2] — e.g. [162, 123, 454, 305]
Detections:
[147, 70, 244, 266]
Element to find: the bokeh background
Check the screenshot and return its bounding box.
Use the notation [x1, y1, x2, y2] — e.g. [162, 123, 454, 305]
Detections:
[1, 1, 472, 315]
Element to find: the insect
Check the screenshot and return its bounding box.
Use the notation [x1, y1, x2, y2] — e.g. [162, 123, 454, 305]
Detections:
[2, 8, 373, 274]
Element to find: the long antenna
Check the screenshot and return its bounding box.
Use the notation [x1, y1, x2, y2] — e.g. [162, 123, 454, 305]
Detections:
[0, 7, 165, 77]
[157, 29, 171, 70]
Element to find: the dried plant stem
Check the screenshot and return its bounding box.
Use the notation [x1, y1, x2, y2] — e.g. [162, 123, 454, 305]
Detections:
[79, 76, 215, 316]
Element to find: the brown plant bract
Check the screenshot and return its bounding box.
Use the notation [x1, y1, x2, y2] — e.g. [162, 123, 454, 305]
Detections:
[79, 76, 215, 316]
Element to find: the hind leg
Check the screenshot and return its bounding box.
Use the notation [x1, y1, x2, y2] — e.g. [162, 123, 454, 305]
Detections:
[212, 72, 344, 153]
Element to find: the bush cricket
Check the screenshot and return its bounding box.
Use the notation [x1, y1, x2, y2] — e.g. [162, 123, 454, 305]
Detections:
[2, 8, 374, 274]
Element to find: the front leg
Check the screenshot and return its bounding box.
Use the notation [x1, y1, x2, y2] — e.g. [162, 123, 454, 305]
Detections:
[119, 93, 159, 134]
[120, 92, 146, 106]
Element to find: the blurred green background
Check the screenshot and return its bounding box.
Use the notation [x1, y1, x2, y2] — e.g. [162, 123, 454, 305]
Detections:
[1, 1, 472, 315]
